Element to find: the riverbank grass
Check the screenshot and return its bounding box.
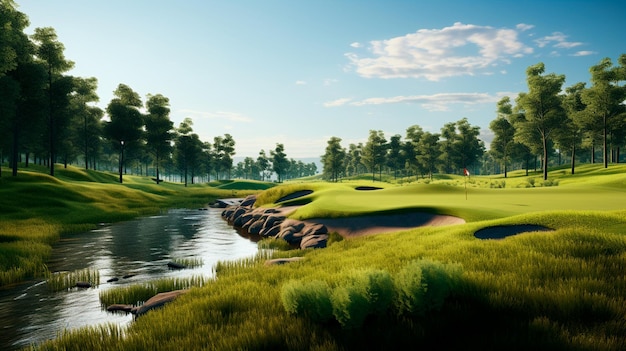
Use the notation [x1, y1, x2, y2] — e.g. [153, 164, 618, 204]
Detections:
[46, 268, 100, 291]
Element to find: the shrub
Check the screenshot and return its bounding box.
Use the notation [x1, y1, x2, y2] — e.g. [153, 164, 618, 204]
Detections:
[393, 261, 425, 316]
[326, 231, 344, 246]
[331, 284, 370, 329]
[281, 280, 333, 323]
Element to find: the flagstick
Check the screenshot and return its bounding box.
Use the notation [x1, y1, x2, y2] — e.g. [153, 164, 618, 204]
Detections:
[465, 175, 467, 200]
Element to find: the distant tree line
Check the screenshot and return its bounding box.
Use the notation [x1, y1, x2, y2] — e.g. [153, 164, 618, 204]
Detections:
[0, 2, 316, 184]
[321, 58, 626, 181]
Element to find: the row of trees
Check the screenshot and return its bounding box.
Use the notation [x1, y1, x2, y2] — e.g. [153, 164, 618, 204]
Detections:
[490, 57, 625, 180]
[1, 2, 315, 184]
[321, 118, 485, 181]
[321, 57, 626, 182]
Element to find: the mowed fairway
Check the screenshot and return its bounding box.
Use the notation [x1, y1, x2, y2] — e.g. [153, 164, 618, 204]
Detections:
[257, 164, 626, 222]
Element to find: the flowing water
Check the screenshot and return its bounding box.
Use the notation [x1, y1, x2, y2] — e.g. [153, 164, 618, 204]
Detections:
[0, 208, 258, 350]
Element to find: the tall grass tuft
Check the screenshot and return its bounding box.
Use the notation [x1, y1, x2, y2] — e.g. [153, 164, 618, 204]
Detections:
[170, 257, 203, 268]
[257, 237, 292, 251]
[281, 280, 333, 323]
[46, 268, 100, 292]
[99, 275, 208, 307]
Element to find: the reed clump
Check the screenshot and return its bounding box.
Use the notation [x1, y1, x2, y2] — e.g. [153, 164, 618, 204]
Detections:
[99, 276, 209, 307]
[46, 268, 100, 292]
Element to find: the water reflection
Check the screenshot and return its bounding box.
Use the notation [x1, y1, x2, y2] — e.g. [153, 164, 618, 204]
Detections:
[0, 208, 258, 350]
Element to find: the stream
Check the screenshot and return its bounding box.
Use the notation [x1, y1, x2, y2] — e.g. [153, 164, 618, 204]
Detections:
[0, 208, 258, 350]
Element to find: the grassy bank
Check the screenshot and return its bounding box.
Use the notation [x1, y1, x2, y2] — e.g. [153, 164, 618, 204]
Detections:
[11, 163, 626, 350]
[0, 164, 272, 286]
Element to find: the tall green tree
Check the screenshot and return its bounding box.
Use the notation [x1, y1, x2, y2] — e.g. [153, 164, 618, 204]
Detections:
[30, 27, 74, 176]
[0, 1, 46, 177]
[145, 93, 174, 184]
[515, 63, 566, 180]
[321, 136, 345, 182]
[404, 125, 424, 178]
[558, 82, 587, 174]
[416, 132, 441, 180]
[257, 149, 271, 181]
[489, 97, 516, 178]
[361, 130, 387, 181]
[386, 134, 404, 179]
[581, 55, 626, 168]
[174, 118, 203, 186]
[345, 143, 364, 177]
[271, 143, 289, 182]
[454, 118, 485, 173]
[68, 77, 101, 170]
[104, 84, 144, 183]
[214, 134, 236, 179]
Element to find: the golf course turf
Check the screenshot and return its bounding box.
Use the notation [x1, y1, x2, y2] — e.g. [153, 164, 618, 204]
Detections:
[3, 163, 626, 350]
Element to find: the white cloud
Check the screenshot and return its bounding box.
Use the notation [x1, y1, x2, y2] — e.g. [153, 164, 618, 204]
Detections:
[323, 78, 338, 86]
[350, 42, 362, 48]
[325, 92, 515, 111]
[572, 50, 596, 57]
[295, 80, 307, 85]
[323, 97, 352, 107]
[178, 109, 252, 123]
[516, 23, 534, 31]
[535, 32, 583, 49]
[345, 22, 533, 81]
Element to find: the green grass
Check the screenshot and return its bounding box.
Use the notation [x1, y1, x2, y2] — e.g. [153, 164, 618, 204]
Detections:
[46, 268, 100, 292]
[10, 162, 626, 350]
[99, 276, 209, 307]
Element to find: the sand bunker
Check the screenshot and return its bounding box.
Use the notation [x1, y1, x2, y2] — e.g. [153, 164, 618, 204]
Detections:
[276, 190, 313, 203]
[305, 212, 465, 237]
[474, 224, 553, 240]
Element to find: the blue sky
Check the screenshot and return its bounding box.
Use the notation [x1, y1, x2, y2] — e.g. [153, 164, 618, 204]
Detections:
[16, 0, 626, 159]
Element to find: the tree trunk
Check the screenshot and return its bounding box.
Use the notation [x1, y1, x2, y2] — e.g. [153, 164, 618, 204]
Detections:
[603, 114, 608, 168]
[571, 143, 576, 175]
[542, 136, 548, 180]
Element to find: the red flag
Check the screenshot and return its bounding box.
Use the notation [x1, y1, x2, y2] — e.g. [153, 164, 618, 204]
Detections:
[464, 168, 470, 176]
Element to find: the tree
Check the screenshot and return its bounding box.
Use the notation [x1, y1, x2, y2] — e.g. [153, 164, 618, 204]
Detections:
[404, 125, 424, 178]
[581, 55, 626, 168]
[214, 134, 236, 179]
[361, 130, 387, 181]
[345, 143, 364, 177]
[104, 84, 144, 183]
[454, 118, 485, 173]
[271, 143, 289, 182]
[174, 118, 203, 186]
[30, 27, 74, 176]
[67, 77, 102, 170]
[386, 134, 404, 179]
[558, 82, 587, 174]
[489, 97, 516, 177]
[257, 149, 271, 181]
[321, 136, 345, 182]
[416, 132, 441, 180]
[515, 63, 566, 180]
[0, 2, 46, 177]
[145, 94, 174, 184]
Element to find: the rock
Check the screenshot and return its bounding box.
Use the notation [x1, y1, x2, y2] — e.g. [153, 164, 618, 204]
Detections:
[240, 195, 257, 207]
[248, 219, 266, 235]
[107, 304, 134, 313]
[167, 261, 186, 269]
[264, 257, 306, 266]
[300, 234, 328, 249]
[123, 274, 135, 279]
[259, 223, 281, 237]
[131, 290, 188, 317]
[75, 281, 91, 288]
[301, 223, 328, 236]
[263, 215, 285, 230]
[107, 277, 119, 283]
